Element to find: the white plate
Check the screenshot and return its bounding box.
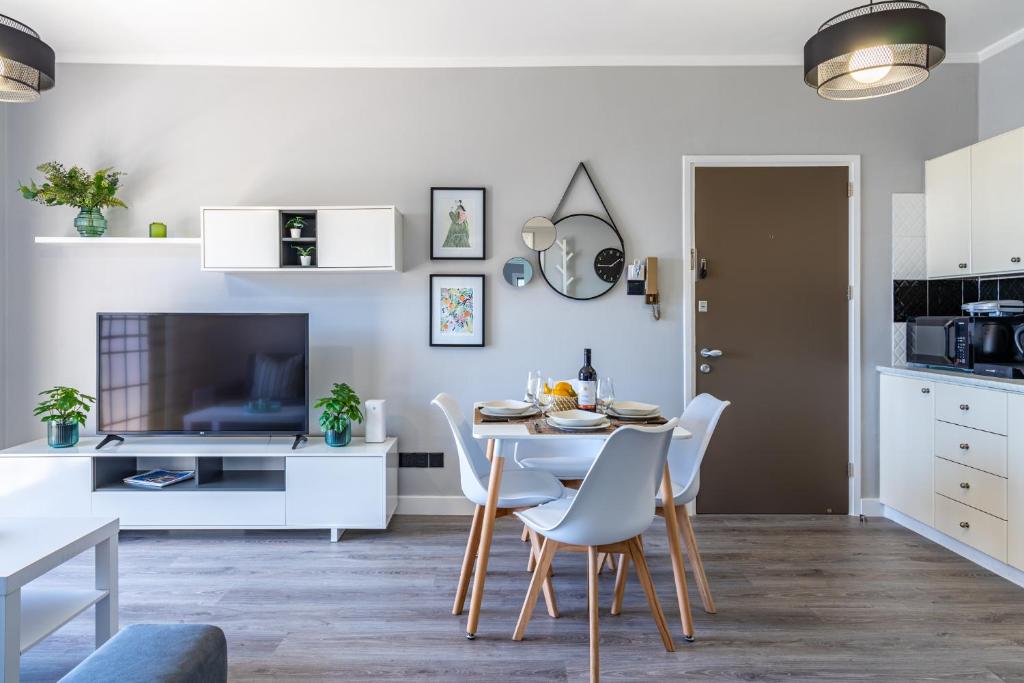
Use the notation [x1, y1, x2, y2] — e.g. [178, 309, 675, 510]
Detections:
[480, 406, 541, 418]
[547, 409, 606, 427]
[608, 401, 660, 416]
[480, 400, 534, 415]
[608, 410, 661, 421]
[546, 417, 611, 431]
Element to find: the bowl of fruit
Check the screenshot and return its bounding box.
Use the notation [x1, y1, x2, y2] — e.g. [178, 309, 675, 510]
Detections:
[542, 381, 578, 413]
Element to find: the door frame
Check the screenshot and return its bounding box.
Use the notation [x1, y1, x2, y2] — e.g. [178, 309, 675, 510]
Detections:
[681, 155, 862, 516]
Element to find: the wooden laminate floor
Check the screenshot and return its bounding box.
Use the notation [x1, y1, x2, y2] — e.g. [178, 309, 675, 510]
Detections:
[18, 515, 1024, 682]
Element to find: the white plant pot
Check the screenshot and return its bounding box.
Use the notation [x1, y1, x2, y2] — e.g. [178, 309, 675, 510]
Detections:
[300, 255, 313, 267]
[290, 228, 302, 238]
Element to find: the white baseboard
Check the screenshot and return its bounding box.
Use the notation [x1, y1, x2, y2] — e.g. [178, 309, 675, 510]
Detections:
[884, 505, 1024, 589]
[397, 495, 474, 516]
[859, 497, 884, 517]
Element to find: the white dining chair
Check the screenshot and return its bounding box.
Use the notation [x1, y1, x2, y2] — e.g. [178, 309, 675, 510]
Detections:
[612, 393, 730, 617]
[513, 420, 679, 683]
[432, 393, 567, 622]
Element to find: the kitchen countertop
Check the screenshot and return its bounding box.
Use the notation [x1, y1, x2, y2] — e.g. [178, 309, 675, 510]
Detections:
[877, 365, 1024, 394]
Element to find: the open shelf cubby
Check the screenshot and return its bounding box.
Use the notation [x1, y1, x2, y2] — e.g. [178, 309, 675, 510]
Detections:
[93, 456, 286, 492]
[280, 209, 318, 268]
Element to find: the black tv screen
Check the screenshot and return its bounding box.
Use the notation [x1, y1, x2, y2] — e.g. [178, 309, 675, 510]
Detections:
[97, 313, 309, 435]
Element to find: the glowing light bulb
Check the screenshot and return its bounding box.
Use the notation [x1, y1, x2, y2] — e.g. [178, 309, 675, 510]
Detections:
[849, 46, 894, 84]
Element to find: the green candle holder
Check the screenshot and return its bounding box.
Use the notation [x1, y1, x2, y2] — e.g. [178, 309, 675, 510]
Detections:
[149, 221, 167, 238]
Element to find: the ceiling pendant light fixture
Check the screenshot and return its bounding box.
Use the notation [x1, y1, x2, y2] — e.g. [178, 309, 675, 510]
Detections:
[804, 1, 945, 101]
[0, 14, 54, 103]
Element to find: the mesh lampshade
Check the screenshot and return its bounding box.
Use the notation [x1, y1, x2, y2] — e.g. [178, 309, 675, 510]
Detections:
[0, 14, 55, 103]
[804, 2, 945, 101]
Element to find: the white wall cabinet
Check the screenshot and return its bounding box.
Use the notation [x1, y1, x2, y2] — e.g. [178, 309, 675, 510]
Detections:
[1009, 394, 1024, 571]
[202, 209, 279, 270]
[925, 147, 972, 278]
[201, 206, 403, 272]
[880, 374, 934, 525]
[971, 128, 1024, 275]
[317, 208, 402, 270]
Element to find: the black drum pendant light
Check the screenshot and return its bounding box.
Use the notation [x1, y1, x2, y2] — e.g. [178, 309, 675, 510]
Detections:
[0, 14, 54, 102]
[804, 1, 945, 101]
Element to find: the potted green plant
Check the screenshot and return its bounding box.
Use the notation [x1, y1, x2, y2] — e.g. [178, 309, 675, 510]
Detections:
[314, 383, 364, 447]
[293, 245, 315, 267]
[33, 386, 95, 448]
[18, 162, 127, 237]
[286, 216, 305, 239]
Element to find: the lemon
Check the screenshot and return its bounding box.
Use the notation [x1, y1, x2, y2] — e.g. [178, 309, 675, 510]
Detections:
[552, 382, 576, 397]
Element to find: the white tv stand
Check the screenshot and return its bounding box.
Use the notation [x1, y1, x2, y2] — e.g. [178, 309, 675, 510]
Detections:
[0, 436, 397, 542]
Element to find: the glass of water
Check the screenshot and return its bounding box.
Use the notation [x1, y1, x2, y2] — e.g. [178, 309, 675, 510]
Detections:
[597, 377, 615, 414]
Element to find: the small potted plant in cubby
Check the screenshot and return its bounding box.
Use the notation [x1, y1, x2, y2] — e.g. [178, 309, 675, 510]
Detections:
[286, 216, 305, 239]
[34, 385, 95, 448]
[314, 383, 364, 447]
[293, 245, 315, 267]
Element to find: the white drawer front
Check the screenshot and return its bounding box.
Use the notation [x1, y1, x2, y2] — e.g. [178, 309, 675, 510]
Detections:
[934, 383, 1007, 434]
[93, 491, 285, 526]
[934, 457, 1007, 519]
[934, 421, 1007, 477]
[286, 456, 385, 528]
[0, 457, 92, 516]
[934, 494, 1007, 562]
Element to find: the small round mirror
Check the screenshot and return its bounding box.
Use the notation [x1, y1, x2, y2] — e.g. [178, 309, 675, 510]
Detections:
[522, 216, 556, 251]
[503, 257, 534, 288]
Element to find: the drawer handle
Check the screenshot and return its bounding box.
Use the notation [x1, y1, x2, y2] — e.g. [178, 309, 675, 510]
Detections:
[958, 263, 968, 269]
[921, 388, 931, 394]
[959, 443, 970, 450]
[959, 521, 970, 529]
[959, 482, 971, 489]
[959, 404, 970, 411]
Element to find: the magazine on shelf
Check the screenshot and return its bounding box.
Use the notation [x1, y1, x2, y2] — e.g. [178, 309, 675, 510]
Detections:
[123, 469, 195, 489]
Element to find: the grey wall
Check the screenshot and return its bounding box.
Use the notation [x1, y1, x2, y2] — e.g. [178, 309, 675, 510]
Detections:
[979, 41, 1024, 140]
[2, 63, 979, 501]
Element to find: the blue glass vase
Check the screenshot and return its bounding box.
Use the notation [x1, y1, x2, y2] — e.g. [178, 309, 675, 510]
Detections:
[324, 420, 351, 447]
[74, 207, 108, 237]
[47, 421, 80, 448]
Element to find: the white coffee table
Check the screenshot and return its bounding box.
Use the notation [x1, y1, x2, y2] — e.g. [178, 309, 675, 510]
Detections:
[0, 517, 119, 683]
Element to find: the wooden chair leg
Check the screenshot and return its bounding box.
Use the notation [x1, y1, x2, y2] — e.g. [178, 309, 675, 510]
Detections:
[521, 524, 530, 542]
[513, 538, 558, 640]
[628, 537, 675, 653]
[679, 505, 716, 614]
[610, 550, 630, 616]
[660, 467, 695, 640]
[596, 552, 607, 574]
[588, 546, 600, 683]
[452, 505, 484, 615]
[528, 529, 560, 618]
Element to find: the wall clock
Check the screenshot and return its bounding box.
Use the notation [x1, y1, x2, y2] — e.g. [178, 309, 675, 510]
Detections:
[594, 247, 625, 283]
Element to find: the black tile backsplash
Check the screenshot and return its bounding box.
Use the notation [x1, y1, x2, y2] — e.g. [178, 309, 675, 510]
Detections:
[893, 274, 1024, 322]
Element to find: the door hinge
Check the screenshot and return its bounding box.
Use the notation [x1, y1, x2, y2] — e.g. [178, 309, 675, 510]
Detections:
[690, 248, 695, 270]
[847, 285, 853, 301]
[848, 462, 854, 478]
[848, 182, 854, 198]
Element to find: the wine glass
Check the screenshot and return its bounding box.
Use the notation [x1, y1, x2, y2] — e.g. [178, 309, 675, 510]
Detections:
[597, 377, 615, 414]
[537, 376, 555, 413]
[525, 370, 540, 405]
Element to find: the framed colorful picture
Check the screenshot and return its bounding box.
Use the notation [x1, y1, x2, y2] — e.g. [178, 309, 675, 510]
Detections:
[431, 187, 486, 260]
[430, 274, 485, 347]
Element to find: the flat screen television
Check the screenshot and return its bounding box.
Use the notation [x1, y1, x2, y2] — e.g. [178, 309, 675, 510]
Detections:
[97, 313, 309, 436]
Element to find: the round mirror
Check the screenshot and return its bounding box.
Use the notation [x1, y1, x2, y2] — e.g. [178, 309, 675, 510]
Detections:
[539, 213, 624, 300]
[502, 257, 534, 288]
[522, 216, 556, 251]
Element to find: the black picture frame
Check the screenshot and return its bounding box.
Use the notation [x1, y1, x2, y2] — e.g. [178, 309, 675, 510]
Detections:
[430, 187, 486, 260]
[429, 274, 486, 347]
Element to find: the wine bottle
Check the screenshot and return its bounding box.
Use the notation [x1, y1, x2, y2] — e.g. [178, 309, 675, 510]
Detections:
[578, 348, 597, 411]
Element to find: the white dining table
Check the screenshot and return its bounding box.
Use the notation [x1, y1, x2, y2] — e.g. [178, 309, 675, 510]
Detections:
[467, 413, 694, 640]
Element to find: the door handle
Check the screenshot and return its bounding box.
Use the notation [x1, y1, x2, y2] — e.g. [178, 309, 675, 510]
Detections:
[700, 348, 723, 358]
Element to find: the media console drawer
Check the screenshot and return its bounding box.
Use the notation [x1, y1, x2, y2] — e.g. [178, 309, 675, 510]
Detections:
[92, 491, 286, 526]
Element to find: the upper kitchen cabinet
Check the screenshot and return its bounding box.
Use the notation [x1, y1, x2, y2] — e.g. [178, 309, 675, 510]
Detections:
[971, 128, 1024, 275]
[925, 147, 972, 278]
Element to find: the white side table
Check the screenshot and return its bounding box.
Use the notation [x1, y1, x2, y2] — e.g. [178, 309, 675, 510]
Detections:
[0, 517, 119, 683]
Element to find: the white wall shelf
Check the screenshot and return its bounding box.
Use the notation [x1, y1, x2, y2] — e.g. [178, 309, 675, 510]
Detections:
[35, 236, 200, 246]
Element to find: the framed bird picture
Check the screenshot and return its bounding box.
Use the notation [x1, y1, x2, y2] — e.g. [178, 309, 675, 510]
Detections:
[431, 187, 486, 260]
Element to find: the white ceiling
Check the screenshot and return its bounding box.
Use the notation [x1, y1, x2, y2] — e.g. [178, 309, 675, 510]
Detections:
[6, 0, 1024, 68]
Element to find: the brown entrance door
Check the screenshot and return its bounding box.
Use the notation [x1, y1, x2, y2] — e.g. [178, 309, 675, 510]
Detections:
[694, 166, 849, 514]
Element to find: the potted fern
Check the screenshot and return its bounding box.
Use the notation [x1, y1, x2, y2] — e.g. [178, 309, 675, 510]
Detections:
[286, 216, 305, 239]
[18, 162, 127, 237]
[293, 245, 315, 267]
[314, 383, 363, 447]
[34, 386, 95, 448]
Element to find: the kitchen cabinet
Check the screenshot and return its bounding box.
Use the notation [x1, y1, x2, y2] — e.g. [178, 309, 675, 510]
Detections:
[971, 128, 1024, 275]
[1009, 394, 1024, 571]
[925, 147, 972, 278]
[880, 374, 934, 525]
